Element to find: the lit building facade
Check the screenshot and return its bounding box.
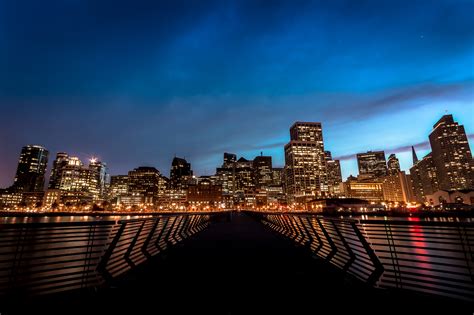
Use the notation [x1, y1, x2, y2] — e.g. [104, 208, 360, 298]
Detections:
[128, 166, 161, 205]
[382, 171, 414, 203]
[387, 154, 401, 175]
[325, 151, 342, 196]
[12, 145, 49, 192]
[342, 176, 384, 203]
[429, 114, 474, 191]
[43, 189, 62, 208]
[410, 152, 440, 203]
[57, 157, 100, 204]
[253, 155, 273, 189]
[357, 151, 387, 179]
[285, 122, 328, 203]
[187, 178, 223, 210]
[48, 152, 69, 189]
[109, 175, 129, 199]
[170, 157, 193, 190]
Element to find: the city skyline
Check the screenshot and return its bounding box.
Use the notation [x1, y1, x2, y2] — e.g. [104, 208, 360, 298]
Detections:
[0, 112, 473, 188]
[1, 112, 472, 189]
[0, 0, 473, 187]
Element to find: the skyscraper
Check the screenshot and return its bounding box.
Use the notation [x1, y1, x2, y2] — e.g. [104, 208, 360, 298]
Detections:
[170, 157, 193, 190]
[325, 151, 342, 196]
[109, 175, 128, 199]
[223, 153, 237, 167]
[357, 151, 388, 179]
[128, 166, 162, 205]
[410, 152, 439, 203]
[387, 154, 401, 175]
[89, 158, 108, 200]
[47, 154, 107, 205]
[429, 114, 474, 191]
[57, 156, 100, 204]
[12, 145, 49, 192]
[48, 152, 69, 189]
[253, 154, 273, 189]
[285, 122, 328, 203]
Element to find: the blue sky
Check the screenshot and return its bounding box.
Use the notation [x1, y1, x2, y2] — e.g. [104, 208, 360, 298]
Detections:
[0, 0, 473, 186]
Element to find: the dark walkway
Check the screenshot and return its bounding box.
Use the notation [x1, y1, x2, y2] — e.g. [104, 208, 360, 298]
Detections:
[9, 212, 471, 314]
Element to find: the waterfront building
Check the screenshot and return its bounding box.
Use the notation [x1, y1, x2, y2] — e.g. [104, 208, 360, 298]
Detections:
[253, 155, 273, 189]
[109, 175, 129, 199]
[410, 151, 439, 203]
[429, 114, 474, 191]
[170, 157, 193, 190]
[128, 166, 161, 205]
[342, 176, 384, 203]
[12, 145, 49, 192]
[285, 122, 328, 203]
[356, 151, 387, 179]
[387, 154, 401, 175]
[187, 178, 223, 210]
[382, 171, 414, 203]
[325, 151, 342, 196]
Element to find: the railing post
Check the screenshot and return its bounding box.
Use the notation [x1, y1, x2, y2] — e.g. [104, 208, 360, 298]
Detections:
[155, 217, 170, 251]
[124, 220, 146, 268]
[331, 220, 355, 272]
[351, 221, 384, 287]
[97, 222, 127, 283]
[304, 217, 324, 255]
[142, 218, 160, 259]
[316, 218, 337, 261]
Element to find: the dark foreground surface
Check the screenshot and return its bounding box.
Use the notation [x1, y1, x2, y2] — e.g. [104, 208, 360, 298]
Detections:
[2, 212, 472, 315]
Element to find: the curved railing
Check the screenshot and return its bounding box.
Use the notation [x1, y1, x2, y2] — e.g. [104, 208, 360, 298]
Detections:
[0, 213, 214, 297]
[247, 211, 474, 301]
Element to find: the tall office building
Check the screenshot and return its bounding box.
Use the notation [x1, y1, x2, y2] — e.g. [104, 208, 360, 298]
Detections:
[216, 153, 237, 197]
[89, 159, 108, 200]
[235, 157, 255, 193]
[48, 152, 69, 189]
[271, 167, 284, 187]
[223, 153, 237, 167]
[357, 151, 388, 179]
[253, 154, 273, 189]
[410, 152, 439, 203]
[12, 145, 49, 192]
[170, 157, 193, 190]
[128, 167, 160, 194]
[387, 154, 401, 175]
[285, 122, 328, 202]
[109, 175, 129, 199]
[382, 171, 414, 203]
[57, 156, 100, 204]
[325, 151, 342, 196]
[429, 115, 474, 191]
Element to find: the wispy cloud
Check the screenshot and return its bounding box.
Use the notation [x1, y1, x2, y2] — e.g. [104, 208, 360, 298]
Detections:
[335, 133, 474, 161]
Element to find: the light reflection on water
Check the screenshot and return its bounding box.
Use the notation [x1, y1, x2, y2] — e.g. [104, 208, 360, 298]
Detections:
[352, 214, 473, 223]
[0, 215, 154, 224]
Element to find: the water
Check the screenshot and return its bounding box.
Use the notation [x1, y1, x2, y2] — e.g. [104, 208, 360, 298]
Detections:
[0, 214, 155, 224]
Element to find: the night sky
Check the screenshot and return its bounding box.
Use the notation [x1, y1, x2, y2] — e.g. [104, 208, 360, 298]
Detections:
[0, 0, 473, 187]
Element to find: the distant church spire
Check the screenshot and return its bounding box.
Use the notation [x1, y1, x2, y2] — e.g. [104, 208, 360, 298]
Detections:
[411, 146, 419, 165]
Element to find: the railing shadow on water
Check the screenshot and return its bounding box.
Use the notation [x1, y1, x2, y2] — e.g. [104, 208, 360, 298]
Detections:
[246, 211, 474, 302]
[0, 212, 218, 299]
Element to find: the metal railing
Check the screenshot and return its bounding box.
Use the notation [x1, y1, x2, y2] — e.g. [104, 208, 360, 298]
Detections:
[0, 213, 213, 297]
[248, 211, 474, 301]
